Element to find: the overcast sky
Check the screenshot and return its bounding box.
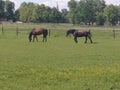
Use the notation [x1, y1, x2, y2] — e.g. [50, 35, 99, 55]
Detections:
[9, 0, 120, 10]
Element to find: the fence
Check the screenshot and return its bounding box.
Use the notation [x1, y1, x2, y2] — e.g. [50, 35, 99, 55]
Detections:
[0, 23, 120, 39]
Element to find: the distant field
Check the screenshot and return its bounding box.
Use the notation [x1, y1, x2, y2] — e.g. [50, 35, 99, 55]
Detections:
[0, 23, 120, 90]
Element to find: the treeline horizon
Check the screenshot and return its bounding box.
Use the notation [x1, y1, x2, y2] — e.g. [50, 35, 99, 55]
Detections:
[0, 0, 120, 25]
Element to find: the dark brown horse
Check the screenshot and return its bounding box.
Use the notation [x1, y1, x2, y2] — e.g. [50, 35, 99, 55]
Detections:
[29, 28, 48, 42]
[74, 30, 93, 43]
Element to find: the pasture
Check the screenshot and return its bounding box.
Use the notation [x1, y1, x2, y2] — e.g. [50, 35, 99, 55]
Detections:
[0, 23, 120, 90]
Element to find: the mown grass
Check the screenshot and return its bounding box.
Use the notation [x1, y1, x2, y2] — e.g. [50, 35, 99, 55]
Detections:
[0, 23, 120, 90]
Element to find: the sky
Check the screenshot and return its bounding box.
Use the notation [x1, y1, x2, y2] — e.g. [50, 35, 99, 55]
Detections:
[9, 0, 120, 10]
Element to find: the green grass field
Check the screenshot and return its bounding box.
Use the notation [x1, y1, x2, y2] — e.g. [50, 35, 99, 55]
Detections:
[0, 23, 120, 90]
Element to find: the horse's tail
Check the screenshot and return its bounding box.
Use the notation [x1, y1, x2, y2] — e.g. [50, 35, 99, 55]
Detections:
[29, 31, 32, 42]
[43, 29, 48, 37]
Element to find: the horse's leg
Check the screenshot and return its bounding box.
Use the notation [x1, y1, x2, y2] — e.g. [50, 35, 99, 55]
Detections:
[44, 37, 47, 42]
[33, 35, 35, 42]
[42, 36, 44, 42]
[46, 37, 47, 42]
[45, 36, 47, 42]
[35, 36, 38, 42]
[74, 36, 78, 43]
[43, 35, 47, 42]
[88, 36, 93, 43]
[84, 36, 87, 43]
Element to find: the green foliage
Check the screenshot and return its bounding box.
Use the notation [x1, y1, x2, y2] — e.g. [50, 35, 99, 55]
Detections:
[5, 0, 15, 20]
[14, 10, 20, 21]
[67, 0, 119, 25]
[61, 9, 69, 23]
[48, 7, 63, 23]
[68, 0, 77, 24]
[68, 0, 106, 25]
[104, 5, 120, 25]
[33, 4, 50, 23]
[0, 0, 5, 19]
[96, 12, 105, 25]
[0, 0, 15, 20]
[19, 2, 36, 22]
[19, 3, 65, 23]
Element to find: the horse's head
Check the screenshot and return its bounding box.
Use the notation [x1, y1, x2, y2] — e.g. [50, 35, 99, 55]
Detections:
[66, 30, 70, 37]
[66, 29, 76, 37]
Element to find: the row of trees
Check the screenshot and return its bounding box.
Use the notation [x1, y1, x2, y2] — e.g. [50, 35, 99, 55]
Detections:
[0, 0, 120, 25]
[16, 2, 67, 23]
[68, 0, 120, 25]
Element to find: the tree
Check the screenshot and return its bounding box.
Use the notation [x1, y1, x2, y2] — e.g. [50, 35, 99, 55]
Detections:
[5, 0, 15, 21]
[19, 2, 36, 22]
[68, 0, 106, 25]
[49, 7, 63, 23]
[61, 9, 69, 23]
[75, 0, 87, 24]
[0, 0, 5, 19]
[18, 2, 65, 23]
[14, 9, 20, 21]
[96, 12, 105, 25]
[95, 0, 106, 25]
[33, 4, 52, 23]
[104, 5, 119, 25]
[117, 5, 120, 24]
[84, 0, 96, 24]
[68, 0, 77, 24]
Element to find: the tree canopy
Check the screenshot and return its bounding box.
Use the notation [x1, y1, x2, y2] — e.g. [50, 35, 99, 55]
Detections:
[0, 0, 120, 26]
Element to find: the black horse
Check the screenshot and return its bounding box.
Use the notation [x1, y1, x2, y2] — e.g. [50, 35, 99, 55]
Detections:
[29, 28, 48, 42]
[66, 29, 77, 37]
[66, 29, 93, 43]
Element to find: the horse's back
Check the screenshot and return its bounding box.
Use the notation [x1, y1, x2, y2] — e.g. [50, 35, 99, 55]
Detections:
[32, 28, 42, 34]
[74, 30, 90, 37]
[32, 28, 48, 35]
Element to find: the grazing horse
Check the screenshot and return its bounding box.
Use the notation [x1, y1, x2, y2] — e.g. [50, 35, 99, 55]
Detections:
[29, 28, 48, 42]
[66, 29, 77, 37]
[73, 30, 93, 43]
